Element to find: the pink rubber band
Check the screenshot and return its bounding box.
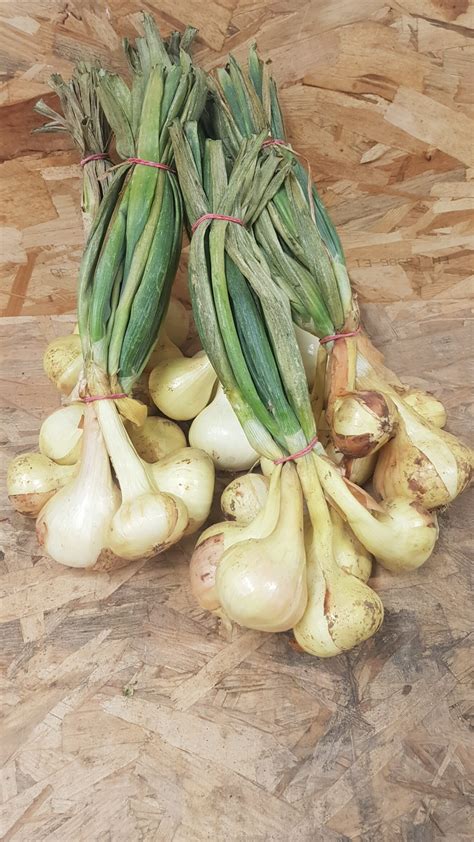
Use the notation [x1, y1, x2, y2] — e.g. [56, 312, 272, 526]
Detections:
[127, 157, 176, 174]
[319, 327, 361, 345]
[191, 213, 245, 234]
[80, 153, 110, 167]
[262, 138, 287, 149]
[274, 435, 319, 465]
[81, 393, 128, 403]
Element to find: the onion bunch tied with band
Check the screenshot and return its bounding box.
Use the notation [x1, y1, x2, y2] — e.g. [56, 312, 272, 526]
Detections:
[170, 122, 446, 655]
[8, 16, 215, 570]
[204, 48, 473, 504]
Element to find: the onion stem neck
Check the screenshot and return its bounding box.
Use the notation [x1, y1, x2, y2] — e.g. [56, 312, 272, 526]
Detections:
[296, 453, 333, 556]
[94, 397, 153, 501]
[78, 404, 111, 486]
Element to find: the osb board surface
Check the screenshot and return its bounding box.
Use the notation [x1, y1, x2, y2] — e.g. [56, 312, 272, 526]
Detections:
[0, 1, 473, 840]
[0, 309, 473, 841]
[0, 0, 473, 316]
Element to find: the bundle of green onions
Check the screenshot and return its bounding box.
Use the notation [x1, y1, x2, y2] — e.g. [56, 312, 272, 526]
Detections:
[147, 47, 472, 508]
[203, 48, 472, 507]
[8, 16, 215, 569]
[169, 121, 450, 654]
[33, 63, 112, 398]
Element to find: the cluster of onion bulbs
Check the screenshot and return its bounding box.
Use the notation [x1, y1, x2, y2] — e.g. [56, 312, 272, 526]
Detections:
[184, 326, 472, 657]
[7, 299, 215, 570]
[8, 307, 472, 657]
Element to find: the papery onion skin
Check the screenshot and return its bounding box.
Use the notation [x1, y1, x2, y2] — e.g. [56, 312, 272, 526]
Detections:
[356, 348, 472, 507]
[43, 333, 83, 395]
[325, 443, 377, 485]
[130, 374, 157, 414]
[331, 390, 397, 458]
[342, 453, 377, 485]
[398, 388, 447, 428]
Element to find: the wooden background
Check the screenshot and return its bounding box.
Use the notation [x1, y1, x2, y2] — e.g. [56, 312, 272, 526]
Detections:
[0, 1, 473, 840]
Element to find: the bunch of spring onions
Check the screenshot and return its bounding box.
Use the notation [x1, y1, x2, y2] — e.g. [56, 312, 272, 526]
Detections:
[169, 95, 471, 654]
[8, 16, 215, 570]
[147, 47, 472, 504]
[204, 48, 473, 502]
[146, 49, 472, 495]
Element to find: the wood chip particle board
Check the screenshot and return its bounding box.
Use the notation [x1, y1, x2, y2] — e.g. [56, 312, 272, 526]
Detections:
[1, 2, 473, 839]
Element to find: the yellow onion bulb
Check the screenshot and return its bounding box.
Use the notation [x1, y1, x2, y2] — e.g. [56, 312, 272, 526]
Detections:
[149, 350, 216, 421]
[294, 527, 383, 658]
[108, 491, 188, 561]
[221, 473, 270, 524]
[43, 333, 83, 395]
[7, 452, 76, 517]
[313, 452, 439, 571]
[151, 447, 215, 536]
[164, 298, 190, 348]
[325, 442, 377, 485]
[36, 405, 122, 569]
[189, 384, 259, 471]
[189, 532, 227, 612]
[39, 403, 84, 465]
[189, 467, 283, 615]
[126, 416, 186, 463]
[216, 464, 307, 633]
[373, 497, 439, 572]
[331, 390, 397, 458]
[374, 409, 473, 509]
[145, 330, 182, 373]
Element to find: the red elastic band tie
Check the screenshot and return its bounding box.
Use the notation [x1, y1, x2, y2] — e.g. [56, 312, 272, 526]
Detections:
[319, 327, 361, 345]
[127, 157, 176, 174]
[262, 138, 287, 149]
[274, 435, 319, 465]
[81, 393, 128, 404]
[191, 213, 245, 235]
[80, 153, 109, 167]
